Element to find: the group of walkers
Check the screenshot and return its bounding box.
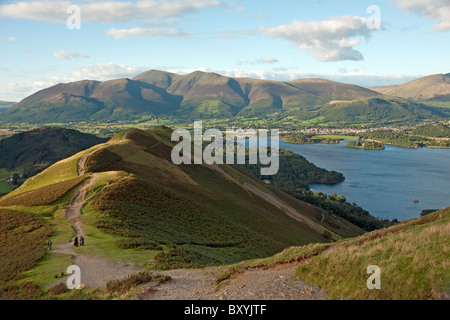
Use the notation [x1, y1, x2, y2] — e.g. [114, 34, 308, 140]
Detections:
[45, 235, 85, 250]
[74, 235, 85, 247]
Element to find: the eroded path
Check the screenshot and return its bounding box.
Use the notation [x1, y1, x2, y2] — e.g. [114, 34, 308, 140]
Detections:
[141, 263, 326, 300]
[52, 172, 137, 288]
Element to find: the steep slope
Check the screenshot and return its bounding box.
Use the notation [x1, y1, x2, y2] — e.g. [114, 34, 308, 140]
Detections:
[0, 127, 107, 177]
[369, 73, 450, 105]
[0, 126, 365, 275]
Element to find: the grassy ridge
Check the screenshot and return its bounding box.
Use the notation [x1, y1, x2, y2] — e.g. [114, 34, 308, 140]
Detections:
[77, 127, 351, 268]
[0, 176, 86, 207]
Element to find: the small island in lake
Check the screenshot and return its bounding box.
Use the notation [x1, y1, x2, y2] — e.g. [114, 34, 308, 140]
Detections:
[284, 133, 340, 144]
[346, 140, 385, 150]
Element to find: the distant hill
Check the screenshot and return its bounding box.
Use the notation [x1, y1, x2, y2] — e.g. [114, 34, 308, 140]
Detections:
[0, 127, 107, 177]
[0, 70, 394, 123]
[0, 126, 365, 271]
[0, 100, 16, 113]
[369, 73, 450, 107]
[312, 96, 447, 125]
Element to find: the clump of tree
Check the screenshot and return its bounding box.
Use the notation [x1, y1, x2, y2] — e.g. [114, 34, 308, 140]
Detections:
[292, 190, 394, 231]
[412, 123, 450, 138]
[360, 127, 450, 148]
[239, 148, 345, 187]
[420, 209, 438, 217]
[346, 140, 385, 150]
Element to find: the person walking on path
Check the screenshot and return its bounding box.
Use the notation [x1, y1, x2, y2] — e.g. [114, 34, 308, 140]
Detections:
[80, 235, 85, 246]
[74, 236, 79, 247]
[47, 239, 52, 250]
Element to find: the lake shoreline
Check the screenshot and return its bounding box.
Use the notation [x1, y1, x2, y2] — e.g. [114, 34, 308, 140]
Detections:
[281, 139, 450, 221]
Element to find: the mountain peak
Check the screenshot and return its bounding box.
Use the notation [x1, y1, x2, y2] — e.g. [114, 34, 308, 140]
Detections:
[369, 73, 450, 101]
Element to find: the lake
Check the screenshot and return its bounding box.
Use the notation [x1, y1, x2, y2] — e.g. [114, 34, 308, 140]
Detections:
[279, 140, 450, 221]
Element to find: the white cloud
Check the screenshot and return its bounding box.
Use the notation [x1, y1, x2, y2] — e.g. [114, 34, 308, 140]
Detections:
[237, 56, 279, 65]
[256, 56, 278, 64]
[53, 50, 89, 60]
[392, 0, 450, 32]
[70, 63, 150, 80]
[259, 16, 377, 62]
[4, 36, 16, 42]
[0, 0, 223, 23]
[105, 27, 192, 39]
[226, 1, 245, 14]
[254, 13, 269, 20]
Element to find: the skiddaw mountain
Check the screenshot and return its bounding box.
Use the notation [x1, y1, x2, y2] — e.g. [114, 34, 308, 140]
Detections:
[1, 70, 447, 124]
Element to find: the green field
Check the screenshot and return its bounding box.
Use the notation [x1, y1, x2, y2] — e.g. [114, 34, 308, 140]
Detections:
[0, 168, 20, 195]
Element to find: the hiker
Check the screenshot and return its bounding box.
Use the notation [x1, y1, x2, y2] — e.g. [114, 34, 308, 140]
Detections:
[74, 236, 78, 247]
[80, 235, 84, 246]
[47, 239, 52, 250]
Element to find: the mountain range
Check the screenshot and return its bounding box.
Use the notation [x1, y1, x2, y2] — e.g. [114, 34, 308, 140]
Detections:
[2, 70, 449, 124]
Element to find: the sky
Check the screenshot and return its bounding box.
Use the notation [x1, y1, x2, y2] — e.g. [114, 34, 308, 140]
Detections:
[0, 0, 449, 102]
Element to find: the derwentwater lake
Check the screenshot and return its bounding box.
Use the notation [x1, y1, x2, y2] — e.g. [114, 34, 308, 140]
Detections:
[280, 140, 450, 221]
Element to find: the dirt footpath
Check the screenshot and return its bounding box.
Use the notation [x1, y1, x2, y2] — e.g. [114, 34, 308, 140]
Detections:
[51, 173, 139, 288]
[142, 263, 327, 300]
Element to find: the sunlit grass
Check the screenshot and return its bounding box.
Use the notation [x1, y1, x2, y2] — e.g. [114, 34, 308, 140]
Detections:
[295, 208, 450, 299]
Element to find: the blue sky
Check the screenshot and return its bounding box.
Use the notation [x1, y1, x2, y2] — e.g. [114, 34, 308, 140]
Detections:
[0, 0, 449, 101]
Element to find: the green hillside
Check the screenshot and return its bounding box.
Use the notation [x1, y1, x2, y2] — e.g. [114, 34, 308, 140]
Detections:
[0, 127, 107, 177]
[312, 97, 447, 125]
[219, 207, 450, 300]
[0, 126, 367, 296]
